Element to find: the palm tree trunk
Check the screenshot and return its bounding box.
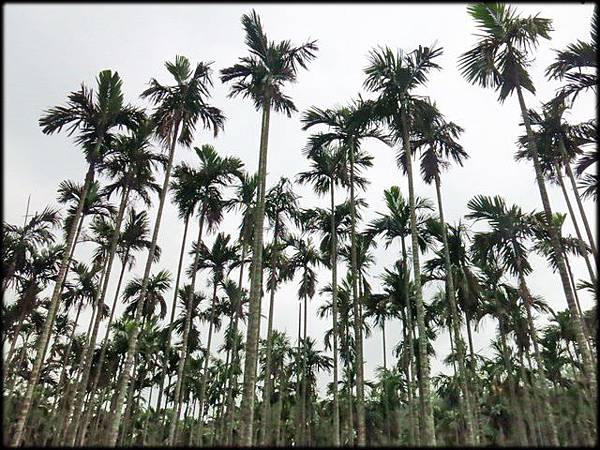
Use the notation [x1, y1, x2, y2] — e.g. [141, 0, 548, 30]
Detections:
[10, 161, 95, 446]
[157, 215, 190, 415]
[516, 86, 596, 399]
[515, 262, 559, 446]
[401, 315, 416, 446]
[329, 184, 341, 446]
[193, 274, 218, 444]
[238, 93, 271, 445]
[168, 209, 206, 445]
[295, 300, 303, 446]
[348, 137, 367, 446]
[498, 321, 529, 445]
[47, 302, 83, 420]
[76, 246, 131, 442]
[259, 219, 281, 445]
[433, 174, 477, 445]
[104, 117, 181, 446]
[6, 286, 39, 374]
[399, 108, 436, 444]
[224, 242, 246, 446]
[555, 163, 597, 283]
[381, 319, 391, 444]
[559, 139, 598, 258]
[301, 292, 309, 444]
[66, 181, 131, 445]
[400, 236, 421, 446]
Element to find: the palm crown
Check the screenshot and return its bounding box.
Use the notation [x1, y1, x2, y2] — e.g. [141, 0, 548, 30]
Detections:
[458, 3, 552, 102]
[220, 10, 318, 115]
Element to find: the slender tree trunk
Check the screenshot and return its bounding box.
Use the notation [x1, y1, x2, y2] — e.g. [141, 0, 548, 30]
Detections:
[157, 215, 190, 416]
[348, 137, 367, 446]
[498, 321, 529, 446]
[555, 164, 597, 284]
[516, 86, 596, 399]
[399, 109, 436, 444]
[168, 209, 206, 445]
[259, 219, 281, 445]
[10, 162, 96, 446]
[193, 274, 219, 445]
[294, 299, 304, 446]
[104, 118, 180, 446]
[400, 237, 419, 446]
[48, 302, 83, 422]
[329, 185, 341, 446]
[66, 182, 132, 445]
[381, 319, 391, 444]
[76, 246, 131, 442]
[301, 291, 309, 444]
[516, 266, 559, 445]
[238, 93, 271, 445]
[6, 287, 38, 374]
[434, 174, 477, 445]
[401, 316, 416, 446]
[559, 139, 598, 258]
[224, 242, 246, 446]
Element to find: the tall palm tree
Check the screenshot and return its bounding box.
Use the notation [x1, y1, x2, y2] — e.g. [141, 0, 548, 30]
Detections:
[466, 194, 559, 445]
[458, 2, 595, 398]
[363, 292, 396, 443]
[296, 144, 347, 445]
[11, 70, 142, 446]
[288, 234, 321, 445]
[220, 10, 318, 444]
[174, 232, 238, 444]
[301, 100, 387, 445]
[79, 208, 159, 442]
[258, 177, 299, 445]
[363, 42, 443, 445]
[166, 145, 242, 444]
[404, 105, 478, 443]
[66, 118, 166, 445]
[104, 55, 225, 446]
[153, 161, 198, 418]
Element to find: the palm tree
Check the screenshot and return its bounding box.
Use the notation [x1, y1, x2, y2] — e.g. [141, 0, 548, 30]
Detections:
[288, 234, 321, 445]
[105, 55, 225, 446]
[66, 118, 166, 445]
[466, 194, 559, 445]
[366, 186, 434, 444]
[11, 70, 142, 446]
[363, 42, 443, 445]
[259, 177, 299, 445]
[77, 209, 159, 443]
[301, 99, 387, 445]
[363, 292, 396, 443]
[167, 146, 242, 444]
[405, 105, 478, 443]
[514, 101, 597, 269]
[296, 144, 347, 445]
[220, 10, 318, 444]
[1, 206, 61, 297]
[545, 5, 597, 104]
[123, 270, 172, 321]
[185, 233, 238, 444]
[458, 2, 595, 398]
[153, 162, 198, 419]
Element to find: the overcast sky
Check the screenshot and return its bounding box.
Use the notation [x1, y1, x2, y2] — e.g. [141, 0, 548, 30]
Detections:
[4, 3, 596, 395]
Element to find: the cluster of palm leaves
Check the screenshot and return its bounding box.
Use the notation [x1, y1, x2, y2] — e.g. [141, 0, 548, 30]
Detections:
[2, 4, 597, 447]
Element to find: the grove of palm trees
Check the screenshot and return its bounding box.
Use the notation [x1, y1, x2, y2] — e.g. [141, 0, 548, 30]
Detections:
[3, 3, 597, 447]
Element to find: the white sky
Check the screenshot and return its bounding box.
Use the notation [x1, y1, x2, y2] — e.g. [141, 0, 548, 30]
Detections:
[4, 3, 596, 397]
